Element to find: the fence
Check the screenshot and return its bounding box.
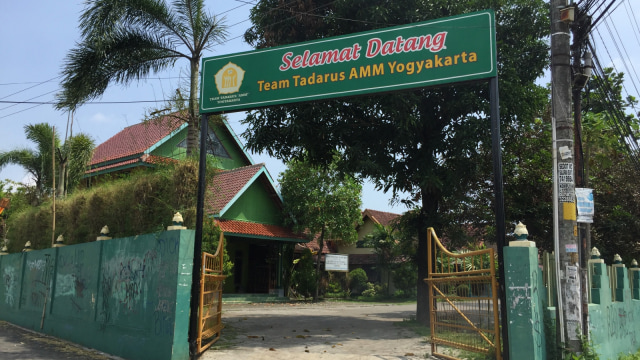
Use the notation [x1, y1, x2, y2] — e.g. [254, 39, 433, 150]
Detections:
[505, 243, 640, 360]
[0, 229, 194, 360]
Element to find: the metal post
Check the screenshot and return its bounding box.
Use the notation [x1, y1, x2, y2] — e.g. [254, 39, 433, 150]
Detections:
[490, 75, 509, 359]
[189, 114, 208, 357]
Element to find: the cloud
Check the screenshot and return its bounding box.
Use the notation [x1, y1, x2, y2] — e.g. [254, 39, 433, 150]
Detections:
[89, 113, 112, 124]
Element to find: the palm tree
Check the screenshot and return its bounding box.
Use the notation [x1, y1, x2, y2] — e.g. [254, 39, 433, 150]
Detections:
[57, 133, 95, 197]
[0, 124, 57, 200]
[57, 0, 227, 156]
[0, 124, 95, 200]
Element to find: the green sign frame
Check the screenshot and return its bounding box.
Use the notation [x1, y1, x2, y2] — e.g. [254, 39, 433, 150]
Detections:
[200, 10, 496, 114]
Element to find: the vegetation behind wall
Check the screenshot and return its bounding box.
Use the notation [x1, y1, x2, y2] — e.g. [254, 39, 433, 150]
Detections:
[5, 161, 200, 252]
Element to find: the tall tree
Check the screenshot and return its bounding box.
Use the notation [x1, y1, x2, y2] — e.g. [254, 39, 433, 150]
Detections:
[0, 124, 57, 201]
[57, 0, 227, 155]
[0, 124, 95, 200]
[242, 0, 549, 323]
[581, 69, 640, 262]
[57, 133, 95, 196]
[279, 155, 362, 301]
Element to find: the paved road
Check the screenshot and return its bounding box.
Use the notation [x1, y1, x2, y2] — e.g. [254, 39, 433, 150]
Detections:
[202, 302, 437, 360]
[0, 321, 119, 360]
[0, 302, 437, 360]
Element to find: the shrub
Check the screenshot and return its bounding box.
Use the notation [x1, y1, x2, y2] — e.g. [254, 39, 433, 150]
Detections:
[291, 249, 317, 298]
[201, 217, 234, 277]
[392, 261, 418, 297]
[362, 282, 377, 298]
[348, 268, 368, 295]
[456, 284, 470, 297]
[5, 161, 200, 252]
[393, 289, 407, 298]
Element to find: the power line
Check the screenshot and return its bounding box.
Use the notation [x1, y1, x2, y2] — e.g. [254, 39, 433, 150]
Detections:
[0, 77, 60, 100]
[0, 99, 170, 105]
[587, 40, 640, 171]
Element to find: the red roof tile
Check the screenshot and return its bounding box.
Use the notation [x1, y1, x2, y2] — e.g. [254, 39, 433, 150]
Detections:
[296, 238, 336, 254]
[86, 154, 178, 174]
[205, 164, 265, 214]
[216, 219, 304, 240]
[90, 115, 185, 166]
[362, 209, 401, 227]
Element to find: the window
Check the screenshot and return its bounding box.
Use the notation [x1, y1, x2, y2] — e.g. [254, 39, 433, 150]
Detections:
[177, 129, 231, 158]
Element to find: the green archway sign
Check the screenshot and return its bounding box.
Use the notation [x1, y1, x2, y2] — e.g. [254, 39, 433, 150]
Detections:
[194, 10, 508, 358]
[199, 10, 496, 113]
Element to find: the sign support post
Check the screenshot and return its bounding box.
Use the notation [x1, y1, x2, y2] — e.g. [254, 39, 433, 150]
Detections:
[490, 75, 509, 359]
[189, 114, 208, 358]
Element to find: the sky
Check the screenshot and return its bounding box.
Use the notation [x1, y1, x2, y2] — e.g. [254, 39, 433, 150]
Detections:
[1, 0, 639, 216]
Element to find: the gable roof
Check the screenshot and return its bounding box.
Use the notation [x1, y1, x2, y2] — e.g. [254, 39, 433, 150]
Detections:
[206, 163, 281, 216]
[90, 115, 186, 169]
[87, 114, 254, 175]
[362, 209, 401, 227]
[206, 164, 305, 242]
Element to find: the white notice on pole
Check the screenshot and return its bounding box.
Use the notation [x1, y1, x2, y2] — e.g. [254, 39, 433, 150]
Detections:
[558, 163, 574, 202]
[575, 188, 594, 223]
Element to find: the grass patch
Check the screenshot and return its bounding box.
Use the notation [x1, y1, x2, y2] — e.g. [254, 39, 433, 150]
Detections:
[322, 297, 417, 305]
[394, 316, 431, 338]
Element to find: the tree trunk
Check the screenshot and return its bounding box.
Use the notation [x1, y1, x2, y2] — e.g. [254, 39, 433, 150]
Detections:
[187, 58, 201, 157]
[416, 188, 439, 326]
[314, 226, 325, 302]
[57, 160, 67, 197]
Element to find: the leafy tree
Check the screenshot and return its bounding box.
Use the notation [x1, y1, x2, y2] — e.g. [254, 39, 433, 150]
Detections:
[57, 133, 95, 197]
[279, 155, 362, 301]
[580, 69, 640, 262]
[365, 223, 399, 295]
[57, 0, 227, 155]
[242, 0, 549, 323]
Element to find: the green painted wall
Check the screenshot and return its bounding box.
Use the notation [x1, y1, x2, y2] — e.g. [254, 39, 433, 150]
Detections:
[0, 230, 194, 360]
[505, 246, 640, 360]
[504, 246, 548, 360]
[212, 122, 251, 170]
[222, 181, 282, 225]
[151, 127, 188, 160]
[149, 121, 250, 170]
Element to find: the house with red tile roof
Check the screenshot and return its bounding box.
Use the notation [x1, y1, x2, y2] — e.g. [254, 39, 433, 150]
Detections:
[335, 209, 401, 283]
[86, 114, 305, 296]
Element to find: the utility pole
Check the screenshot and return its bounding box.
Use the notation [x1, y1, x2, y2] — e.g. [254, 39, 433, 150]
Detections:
[570, 6, 592, 338]
[551, 0, 583, 352]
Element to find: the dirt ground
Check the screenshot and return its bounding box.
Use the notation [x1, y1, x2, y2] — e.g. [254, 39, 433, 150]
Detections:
[202, 301, 437, 360]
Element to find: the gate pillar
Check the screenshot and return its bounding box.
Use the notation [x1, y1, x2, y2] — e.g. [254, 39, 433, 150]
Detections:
[504, 245, 547, 360]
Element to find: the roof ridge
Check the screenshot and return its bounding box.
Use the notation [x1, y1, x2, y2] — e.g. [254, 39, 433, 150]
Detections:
[218, 163, 264, 174]
[363, 208, 400, 216]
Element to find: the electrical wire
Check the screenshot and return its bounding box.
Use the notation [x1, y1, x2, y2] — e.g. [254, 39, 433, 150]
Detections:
[587, 40, 640, 171]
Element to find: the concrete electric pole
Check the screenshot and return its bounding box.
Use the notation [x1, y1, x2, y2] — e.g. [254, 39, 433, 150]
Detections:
[571, 7, 593, 338]
[551, 0, 583, 352]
